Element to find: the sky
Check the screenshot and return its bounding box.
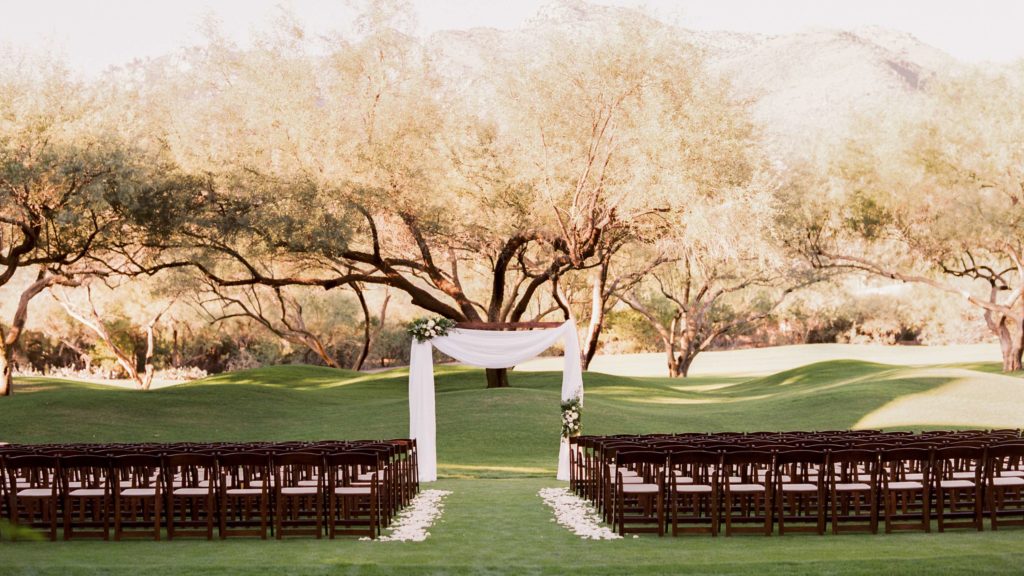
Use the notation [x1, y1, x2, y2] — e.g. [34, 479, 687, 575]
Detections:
[1, 0, 1022, 76]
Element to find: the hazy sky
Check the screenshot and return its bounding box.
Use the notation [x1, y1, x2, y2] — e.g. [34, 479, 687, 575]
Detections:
[2, 0, 1022, 76]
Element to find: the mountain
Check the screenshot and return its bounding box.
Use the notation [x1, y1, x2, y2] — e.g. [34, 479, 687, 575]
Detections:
[427, 0, 959, 159]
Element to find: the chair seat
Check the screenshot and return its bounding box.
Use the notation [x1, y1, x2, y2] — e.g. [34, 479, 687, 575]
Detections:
[835, 482, 871, 491]
[69, 488, 106, 497]
[297, 480, 320, 487]
[226, 488, 263, 495]
[17, 488, 55, 497]
[905, 473, 925, 481]
[781, 482, 818, 493]
[952, 471, 977, 480]
[993, 476, 1024, 487]
[675, 484, 712, 493]
[334, 486, 372, 495]
[1001, 470, 1024, 477]
[174, 487, 211, 496]
[622, 483, 660, 494]
[939, 479, 975, 489]
[621, 476, 645, 484]
[729, 483, 765, 493]
[357, 472, 378, 481]
[887, 481, 923, 490]
[609, 465, 638, 477]
[250, 479, 272, 487]
[121, 488, 157, 497]
[281, 486, 319, 495]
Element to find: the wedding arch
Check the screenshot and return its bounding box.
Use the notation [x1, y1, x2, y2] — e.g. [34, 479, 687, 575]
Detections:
[408, 320, 584, 482]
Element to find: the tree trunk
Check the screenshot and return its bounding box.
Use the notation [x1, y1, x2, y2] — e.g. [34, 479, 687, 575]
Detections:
[582, 264, 609, 370]
[350, 282, 378, 368]
[172, 321, 182, 367]
[0, 342, 13, 396]
[674, 349, 697, 378]
[1, 269, 71, 397]
[140, 321, 158, 391]
[667, 332, 700, 379]
[997, 317, 1024, 372]
[305, 336, 340, 369]
[666, 348, 680, 377]
[985, 307, 1024, 373]
[485, 368, 509, 388]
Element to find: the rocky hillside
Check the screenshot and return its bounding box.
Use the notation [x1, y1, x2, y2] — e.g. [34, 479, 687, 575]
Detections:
[428, 0, 960, 158]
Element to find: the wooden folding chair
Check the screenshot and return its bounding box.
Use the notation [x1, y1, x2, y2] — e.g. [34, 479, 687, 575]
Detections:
[60, 455, 112, 540]
[987, 443, 1024, 529]
[774, 450, 826, 535]
[111, 454, 163, 541]
[273, 452, 324, 539]
[828, 448, 878, 534]
[880, 447, 931, 533]
[5, 454, 60, 541]
[721, 450, 774, 536]
[164, 453, 217, 540]
[667, 449, 719, 536]
[933, 445, 984, 531]
[219, 452, 272, 539]
[326, 451, 380, 538]
[613, 450, 666, 536]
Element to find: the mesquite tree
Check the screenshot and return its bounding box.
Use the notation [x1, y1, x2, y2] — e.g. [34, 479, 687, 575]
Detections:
[617, 174, 810, 377]
[0, 56, 140, 395]
[123, 8, 734, 387]
[53, 284, 173, 391]
[804, 65, 1024, 371]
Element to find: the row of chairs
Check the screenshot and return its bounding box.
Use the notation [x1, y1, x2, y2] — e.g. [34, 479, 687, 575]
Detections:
[569, 430, 1024, 536]
[0, 440, 419, 541]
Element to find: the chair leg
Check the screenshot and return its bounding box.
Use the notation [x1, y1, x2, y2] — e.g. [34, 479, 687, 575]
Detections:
[154, 495, 162, 541]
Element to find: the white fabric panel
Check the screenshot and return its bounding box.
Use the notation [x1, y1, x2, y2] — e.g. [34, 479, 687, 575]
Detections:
[408, 320, 583, 482]
[409, 339, 439, 482]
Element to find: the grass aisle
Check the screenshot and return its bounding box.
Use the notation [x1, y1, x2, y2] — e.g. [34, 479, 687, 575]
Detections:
[3, 479, 1024, 575]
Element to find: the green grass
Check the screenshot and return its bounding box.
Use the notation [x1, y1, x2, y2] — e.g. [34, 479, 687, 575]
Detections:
[2, 352, 1023, 575]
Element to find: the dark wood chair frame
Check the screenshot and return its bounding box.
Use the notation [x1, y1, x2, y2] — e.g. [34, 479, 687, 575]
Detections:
[111, 454, 163, 541]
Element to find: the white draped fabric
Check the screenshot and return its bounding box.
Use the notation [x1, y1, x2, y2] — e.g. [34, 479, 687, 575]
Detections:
[409, 320, 584, 482]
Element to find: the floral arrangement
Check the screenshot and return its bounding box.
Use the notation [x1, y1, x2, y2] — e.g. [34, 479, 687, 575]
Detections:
[407, 316, 457, 343]
[561, 396, 583, 438]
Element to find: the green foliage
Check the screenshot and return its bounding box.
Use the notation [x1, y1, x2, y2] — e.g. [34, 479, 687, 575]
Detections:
[603, 309, 662, 353]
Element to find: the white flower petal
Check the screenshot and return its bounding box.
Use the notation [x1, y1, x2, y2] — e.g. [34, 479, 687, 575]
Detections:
[371, 489, 452, 543]
[538, 487, 621, 540]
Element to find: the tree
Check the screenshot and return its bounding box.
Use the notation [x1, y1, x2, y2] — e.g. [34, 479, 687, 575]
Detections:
[617, 170, 811, 377]
[0, 54, 141, 395]
[805, 65, 1024, 371]
[194, 281, 388, 371]
[121, 9, 729, 387]
[53, 284, 173, 390]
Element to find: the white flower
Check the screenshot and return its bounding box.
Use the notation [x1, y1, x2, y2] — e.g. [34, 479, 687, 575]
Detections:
[428, 319, 436, 328]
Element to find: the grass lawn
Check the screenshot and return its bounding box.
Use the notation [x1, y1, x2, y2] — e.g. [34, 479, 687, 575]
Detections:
[2, 346, 1023, 575]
